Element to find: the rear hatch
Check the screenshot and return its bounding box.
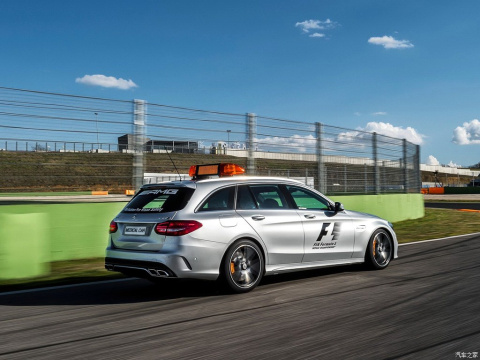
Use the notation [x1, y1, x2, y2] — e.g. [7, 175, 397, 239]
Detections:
[111, 185, 195, 251]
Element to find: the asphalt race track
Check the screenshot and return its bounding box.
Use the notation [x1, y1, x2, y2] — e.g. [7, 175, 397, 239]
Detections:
[1, 235, 479, 360]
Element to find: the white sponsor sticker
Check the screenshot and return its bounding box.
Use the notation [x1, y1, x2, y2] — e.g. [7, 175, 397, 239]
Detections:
[124, 226, 147, 235]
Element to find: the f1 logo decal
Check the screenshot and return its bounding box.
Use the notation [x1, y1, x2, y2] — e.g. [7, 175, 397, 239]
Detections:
[316, 222, 341, 242]
[318, 223, 331, 242]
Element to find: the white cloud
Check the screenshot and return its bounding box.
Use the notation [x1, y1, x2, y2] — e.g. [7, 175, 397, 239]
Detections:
[452, 119, 480, 145]
[426, 156, 462, 168]
[361, 122, 425, 145]
[296, 19, 322, 33]
[368, 35, 414, 49]
[75, 74, 138, 90]
[334, 122, 424, 154]
[256, 123, 423, 154]
[372, 112, 387, 116]
[295, 19, 338, 38]
[447, 161, 461, 168]
[426, 155, 440, 166]
[309, 33, 325, 38]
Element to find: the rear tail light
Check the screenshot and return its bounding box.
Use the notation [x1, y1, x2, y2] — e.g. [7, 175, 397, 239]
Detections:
[154, 221, 202, 236]
[109, 220, 118, 233]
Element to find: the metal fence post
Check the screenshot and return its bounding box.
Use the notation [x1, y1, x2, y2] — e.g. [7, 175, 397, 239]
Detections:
[373, 132, 380, 194]
[403, 139, 408, 193]
[364, 163, 368, 194]
[382, 161, 386, 193]
[246, 113, 256, 175]
[315, 122, 325, 194]
[133, 99, 146, 191]
[415, 145, 421, 192]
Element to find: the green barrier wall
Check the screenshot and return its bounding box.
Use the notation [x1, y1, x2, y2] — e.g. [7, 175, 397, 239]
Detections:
[0, 194, 424, 280]
[0, 213, 50, 279]
[331, 194, 424, 223]
[0, 202, 125, 279]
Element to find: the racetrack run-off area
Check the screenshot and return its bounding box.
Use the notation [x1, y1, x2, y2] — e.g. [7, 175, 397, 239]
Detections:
[0, 234, 479, 359]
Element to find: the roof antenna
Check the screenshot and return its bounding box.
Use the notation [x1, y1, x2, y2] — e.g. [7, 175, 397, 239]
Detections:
[164, 145, 182, 181]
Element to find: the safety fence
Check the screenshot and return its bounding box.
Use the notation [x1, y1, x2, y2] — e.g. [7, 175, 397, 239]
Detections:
[0, 86, 421, 194]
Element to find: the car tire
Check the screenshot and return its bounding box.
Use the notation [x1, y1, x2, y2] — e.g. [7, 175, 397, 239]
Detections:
[365, 229, 393, 270]
[222, 239, 264, 293]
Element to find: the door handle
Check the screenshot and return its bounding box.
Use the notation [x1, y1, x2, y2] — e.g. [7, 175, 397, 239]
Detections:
[304, 214, 316, 219]
[251, 215, 265, 221]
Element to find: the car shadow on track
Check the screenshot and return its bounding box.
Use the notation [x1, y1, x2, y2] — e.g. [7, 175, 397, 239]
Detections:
[0, 264, 367, 307]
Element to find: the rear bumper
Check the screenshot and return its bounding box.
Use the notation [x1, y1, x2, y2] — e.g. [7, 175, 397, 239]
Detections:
[105, 257, 178, 278]
[105, 243, 224, 281]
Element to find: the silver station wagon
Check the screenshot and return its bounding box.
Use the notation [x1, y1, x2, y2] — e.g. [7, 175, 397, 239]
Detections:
[105, 163, 398, 293]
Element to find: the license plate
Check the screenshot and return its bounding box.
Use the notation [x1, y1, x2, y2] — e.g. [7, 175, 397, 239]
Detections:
[124, 226, 147, 236]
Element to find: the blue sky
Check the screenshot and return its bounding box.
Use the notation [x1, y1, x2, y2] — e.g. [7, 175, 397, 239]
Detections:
[1, 0, 480, 166]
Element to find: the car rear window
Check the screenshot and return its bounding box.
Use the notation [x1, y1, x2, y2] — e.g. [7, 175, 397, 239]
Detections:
[122, 187, 195, 213]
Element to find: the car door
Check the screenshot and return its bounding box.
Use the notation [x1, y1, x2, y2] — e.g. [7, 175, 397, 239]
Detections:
[285, 185, 355, 263]
[235, 184, 304, 265]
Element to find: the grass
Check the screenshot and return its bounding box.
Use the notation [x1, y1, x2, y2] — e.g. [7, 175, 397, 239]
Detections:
[393, 208, 480, 243]
[0, 207, 479, 292]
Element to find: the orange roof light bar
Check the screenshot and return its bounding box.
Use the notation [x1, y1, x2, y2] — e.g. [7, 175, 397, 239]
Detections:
[219, 163, 245, 176]
[188, 165, 197, 178]
[198, 164, 220, 176]
[189, 163, 245, 179]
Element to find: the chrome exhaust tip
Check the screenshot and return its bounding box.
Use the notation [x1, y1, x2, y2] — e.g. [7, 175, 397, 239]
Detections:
[105, 264, 114, 271]
[147, 268, 170, 277]
[156, 270, 169, 277]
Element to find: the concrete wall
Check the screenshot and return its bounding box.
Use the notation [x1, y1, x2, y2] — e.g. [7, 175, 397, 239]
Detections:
[0, 194, 423, 280]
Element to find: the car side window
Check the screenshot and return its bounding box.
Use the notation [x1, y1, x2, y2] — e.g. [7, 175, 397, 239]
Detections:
[198, 187, 235, 211]
[248, 185, 289, 209]
[236, 185, 258, 210]
[286, 185, 331, 210]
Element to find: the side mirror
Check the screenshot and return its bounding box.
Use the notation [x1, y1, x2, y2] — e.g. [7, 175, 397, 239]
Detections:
[334, 202, 344, 213]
